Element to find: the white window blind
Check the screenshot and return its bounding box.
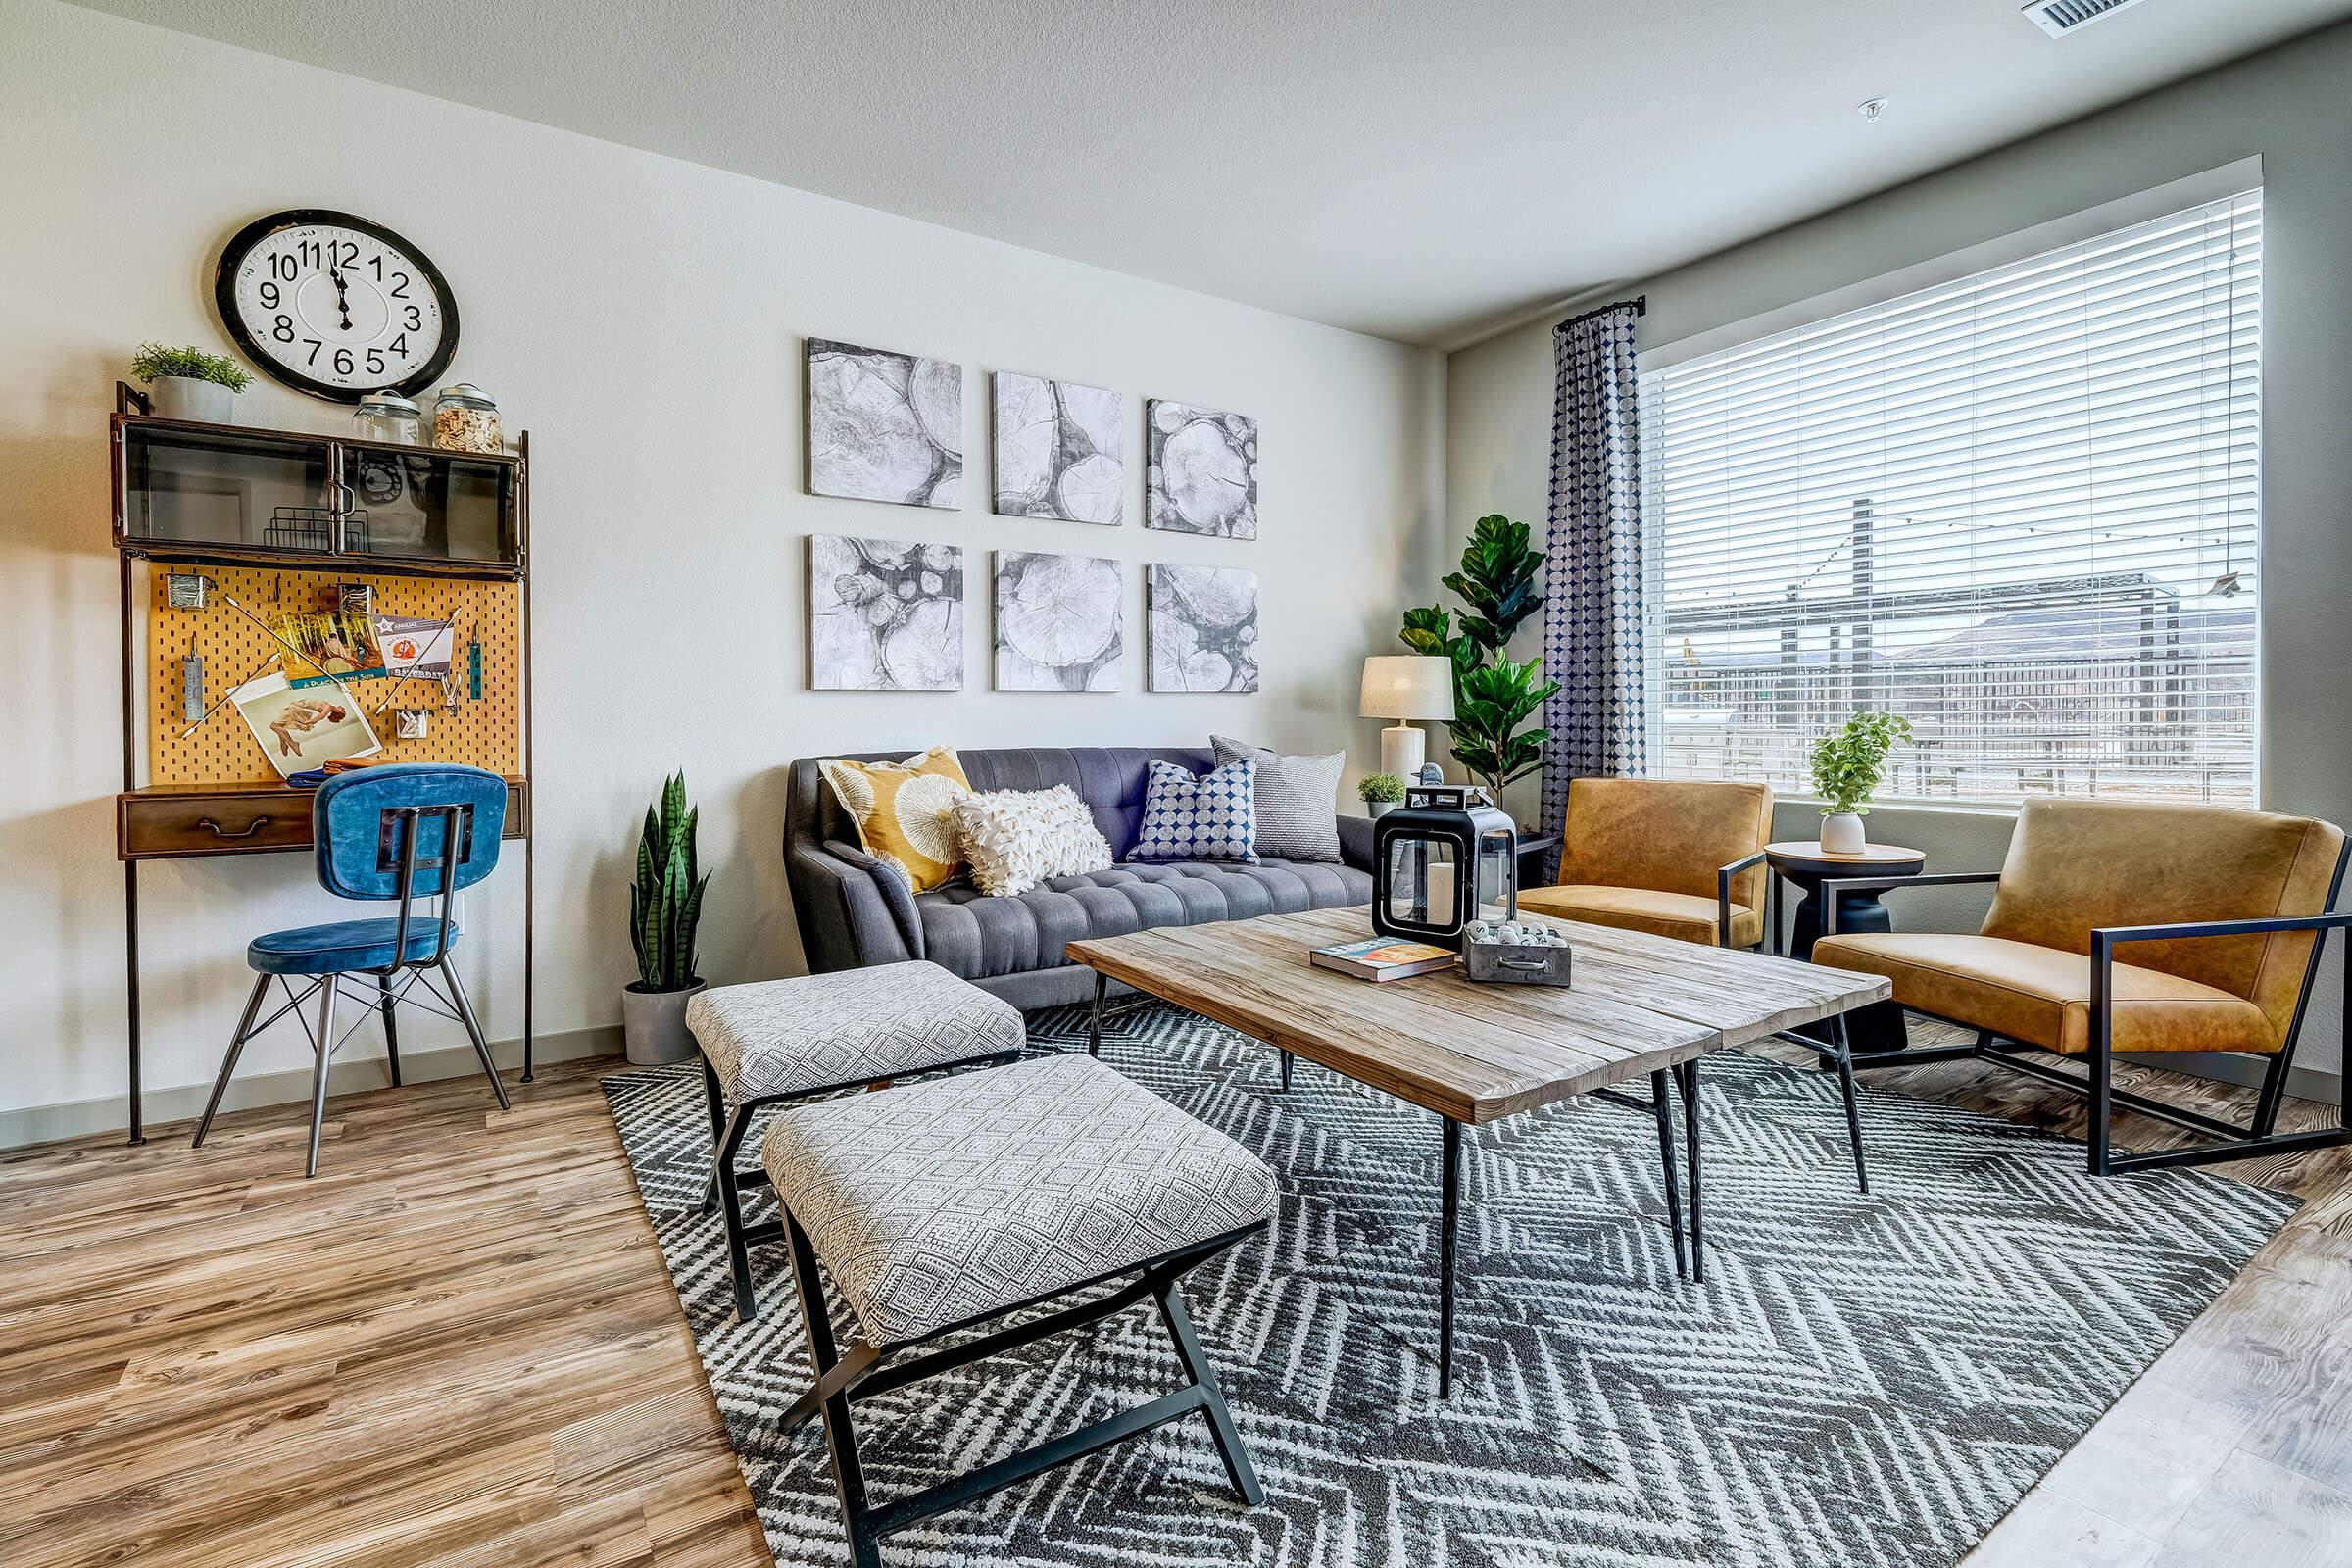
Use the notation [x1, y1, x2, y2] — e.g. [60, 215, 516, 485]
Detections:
[1642, 189, 2262, 806]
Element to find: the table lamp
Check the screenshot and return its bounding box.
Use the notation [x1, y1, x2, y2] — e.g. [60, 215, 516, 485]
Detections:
[1359, 655, 1455, 779]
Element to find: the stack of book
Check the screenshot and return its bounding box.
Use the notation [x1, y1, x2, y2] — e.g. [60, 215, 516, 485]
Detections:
[1308, 936, 1456, 982]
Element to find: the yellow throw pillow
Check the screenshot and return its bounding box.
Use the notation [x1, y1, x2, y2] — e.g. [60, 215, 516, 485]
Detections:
[817, 747, 972, 893]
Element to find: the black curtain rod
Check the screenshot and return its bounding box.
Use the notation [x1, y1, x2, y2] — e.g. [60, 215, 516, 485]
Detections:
[1555, 295, 1646, 331]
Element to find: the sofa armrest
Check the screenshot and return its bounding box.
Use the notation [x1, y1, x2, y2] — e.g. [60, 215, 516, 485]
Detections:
[786, 837, 924, 972]
[1338, 813, 1376, 872]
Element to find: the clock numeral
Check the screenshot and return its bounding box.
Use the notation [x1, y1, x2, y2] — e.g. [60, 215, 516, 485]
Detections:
[403, 306, 422, 331]
[389, 272, 411, 299]
[388, 333, 410, 357]
[302, 338, 322, 367]
[333, 348, 355, 376]
[272, 315, 295, 343]
[270, 253, 298, 282]
[258, 281, 280, 309]
[366, 349, 386, 376]
[368, 254, 385, 281]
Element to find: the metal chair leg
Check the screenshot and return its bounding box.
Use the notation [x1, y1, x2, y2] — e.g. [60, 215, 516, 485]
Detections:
[192, 971, 273, 1149]
[440, 959, 513, 1112]
[304, 973, 339, 1178]
[1153, 1273, 1264, 1504]
[376, 972, 403, 1087]
[1832, 1013, 1869, 1194]
[1651, 1068, 1688, 1280]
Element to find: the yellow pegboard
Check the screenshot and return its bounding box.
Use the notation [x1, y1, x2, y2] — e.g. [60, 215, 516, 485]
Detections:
[146, 565, 520, 784]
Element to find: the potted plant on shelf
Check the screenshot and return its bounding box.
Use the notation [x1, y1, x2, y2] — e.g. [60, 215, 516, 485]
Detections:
[1359, 772, 1405, 818]
[1398, 514, 1559, 808]
[1809, 711, 1914, 854]
[623, 771, 710, 1066]
[130, 342, 253, 424]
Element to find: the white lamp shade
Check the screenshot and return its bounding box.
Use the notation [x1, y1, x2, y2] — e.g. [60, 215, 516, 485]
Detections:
[1360, 656, 1455, 721]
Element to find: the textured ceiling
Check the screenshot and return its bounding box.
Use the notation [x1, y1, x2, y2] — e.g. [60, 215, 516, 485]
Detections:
[68, 0, 2352, 346]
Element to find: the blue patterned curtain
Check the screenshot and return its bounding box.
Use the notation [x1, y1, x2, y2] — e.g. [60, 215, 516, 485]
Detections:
[1540, 303, 1646, 854]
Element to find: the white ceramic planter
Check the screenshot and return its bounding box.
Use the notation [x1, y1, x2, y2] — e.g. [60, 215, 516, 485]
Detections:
[1366, 799, 1397, 819]
[1820, 811, 1867, 855]
[149, 376, 237, 424]
[621, 977, 707, 1066]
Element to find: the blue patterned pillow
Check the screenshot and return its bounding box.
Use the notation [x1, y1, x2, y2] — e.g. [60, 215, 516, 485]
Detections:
[1125, 758, 1258, 863]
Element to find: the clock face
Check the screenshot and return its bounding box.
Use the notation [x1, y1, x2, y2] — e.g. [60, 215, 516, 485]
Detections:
[215, 210, 459, 403]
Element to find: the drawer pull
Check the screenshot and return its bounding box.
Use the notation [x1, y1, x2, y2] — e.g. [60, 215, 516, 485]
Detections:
[195, 815, 272, 840]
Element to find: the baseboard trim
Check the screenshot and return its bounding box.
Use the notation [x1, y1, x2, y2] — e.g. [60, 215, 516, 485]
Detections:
[2121, 1050, 2343, 1107]
[0, 1025, 624, 1152]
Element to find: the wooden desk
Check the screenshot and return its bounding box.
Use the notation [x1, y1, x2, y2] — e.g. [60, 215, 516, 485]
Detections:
[118, 777, 528, 859]
[1066, 905, 1887, 1394]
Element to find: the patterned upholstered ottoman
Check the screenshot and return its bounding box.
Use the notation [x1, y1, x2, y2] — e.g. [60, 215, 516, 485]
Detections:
[685, 959, 1025, 1320]
[760, 1052, 1274, 1564]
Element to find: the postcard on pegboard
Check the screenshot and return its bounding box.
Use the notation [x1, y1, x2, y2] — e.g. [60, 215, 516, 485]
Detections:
[276, 608, 388, 686]
[232, 673, 382, 778]
[376, 614, 456, 681]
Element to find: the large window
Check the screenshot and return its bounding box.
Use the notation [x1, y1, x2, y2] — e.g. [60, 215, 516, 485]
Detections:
[1642, 190, 2261, 805]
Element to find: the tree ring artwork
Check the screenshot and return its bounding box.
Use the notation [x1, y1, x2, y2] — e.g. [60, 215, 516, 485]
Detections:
[993, 372, 1123, 524]
[1146, 399, 1257, 538]
[1149, 564, 1258, 693]
[808, 534, 964, 691]
[995, 551, 1121, 691]
[807, 338, 962, 509]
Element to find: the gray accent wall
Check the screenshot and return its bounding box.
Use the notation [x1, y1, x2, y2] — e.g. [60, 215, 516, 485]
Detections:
[1446, 21, 2352, 1080]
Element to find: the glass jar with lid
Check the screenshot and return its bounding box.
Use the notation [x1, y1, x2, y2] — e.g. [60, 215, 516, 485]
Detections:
[352, 389, 422, 445]
[431, 383, 503, 454]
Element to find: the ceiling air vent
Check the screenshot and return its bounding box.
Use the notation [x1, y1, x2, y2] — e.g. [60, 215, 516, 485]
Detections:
[2023, 0, 2150, 36]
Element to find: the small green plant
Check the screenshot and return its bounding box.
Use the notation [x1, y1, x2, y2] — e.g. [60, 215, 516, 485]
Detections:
[129, 342, 253, 393]
[629, 772, 710, 991]
[1808, 712, 1915, 815]
[1400, 514, 1559, 797]
[1359, 772, 1404, 805]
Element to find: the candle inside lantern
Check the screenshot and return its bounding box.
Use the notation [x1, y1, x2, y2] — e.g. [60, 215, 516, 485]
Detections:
[1425, 858, 1455, 921]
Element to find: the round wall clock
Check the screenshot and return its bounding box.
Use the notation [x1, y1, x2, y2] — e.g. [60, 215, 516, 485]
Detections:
[214, 209, 459, 403]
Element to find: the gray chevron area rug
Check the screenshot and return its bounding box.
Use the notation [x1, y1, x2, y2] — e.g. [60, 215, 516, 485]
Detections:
[600, 1000, 2295, 1568]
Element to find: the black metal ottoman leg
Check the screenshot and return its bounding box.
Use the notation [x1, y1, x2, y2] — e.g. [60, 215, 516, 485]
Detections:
[1087, 970, 1106, 1057]
[700, 1055, 727, 1217]
[1153, 1274, 1264, 1505]
[1651, 1068, 1687, 1280]
[787, 1215, 881, 1568]
[712, 1104, 760, 1321]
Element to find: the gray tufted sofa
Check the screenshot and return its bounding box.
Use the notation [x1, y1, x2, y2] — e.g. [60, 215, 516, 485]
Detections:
[785, 747, 1376, 1009]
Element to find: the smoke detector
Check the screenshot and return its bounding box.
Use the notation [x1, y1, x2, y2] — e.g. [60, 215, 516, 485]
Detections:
[2022, 0, 2150, 37]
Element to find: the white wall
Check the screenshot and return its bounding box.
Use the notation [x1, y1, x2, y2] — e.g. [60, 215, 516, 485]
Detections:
[1446, 21, 2352, 1082]
[0, 0, 1447, 1138]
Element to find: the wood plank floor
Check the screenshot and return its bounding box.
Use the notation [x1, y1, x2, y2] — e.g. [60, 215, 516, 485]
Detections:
[1, 1038, 2345, 1567]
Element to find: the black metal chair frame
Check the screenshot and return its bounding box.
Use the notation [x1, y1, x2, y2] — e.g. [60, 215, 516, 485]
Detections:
[192, 803, 508, 1177]
[777, 1210, 1268, 1568]
[1818, 842, 2352, 1175]
[698, 1045, 1021, 1322]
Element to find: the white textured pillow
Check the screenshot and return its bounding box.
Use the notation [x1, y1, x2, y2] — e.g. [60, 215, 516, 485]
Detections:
[950, 785, 1115, 898]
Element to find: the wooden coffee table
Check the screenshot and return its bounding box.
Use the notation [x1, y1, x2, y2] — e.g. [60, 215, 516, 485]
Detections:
[1065, 906, 1888, 1396]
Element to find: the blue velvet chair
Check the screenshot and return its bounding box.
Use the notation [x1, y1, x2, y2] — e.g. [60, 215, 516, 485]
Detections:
[191, 763, 513, 1176]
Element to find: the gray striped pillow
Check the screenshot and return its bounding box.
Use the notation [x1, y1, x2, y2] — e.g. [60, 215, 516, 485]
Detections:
[1211, 736, 1344, 863]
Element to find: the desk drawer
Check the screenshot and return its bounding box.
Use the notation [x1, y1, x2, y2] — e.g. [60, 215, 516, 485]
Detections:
[121, 795, 314, 858]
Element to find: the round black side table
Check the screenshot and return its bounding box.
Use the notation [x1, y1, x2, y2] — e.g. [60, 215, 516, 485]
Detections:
[1767, 840, 1924, 1052]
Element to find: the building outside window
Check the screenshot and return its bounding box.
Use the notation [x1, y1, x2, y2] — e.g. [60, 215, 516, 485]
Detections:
[1641, 189, 2262, 806]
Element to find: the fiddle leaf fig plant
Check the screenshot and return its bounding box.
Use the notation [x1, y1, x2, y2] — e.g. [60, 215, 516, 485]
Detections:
[1808, 711, 1914, 816]
[1399, 514, 1557, 798]
[629, 771, 709, 991]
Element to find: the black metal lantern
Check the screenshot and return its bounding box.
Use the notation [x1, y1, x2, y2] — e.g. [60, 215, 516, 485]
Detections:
[1371, 785, 1518, 951]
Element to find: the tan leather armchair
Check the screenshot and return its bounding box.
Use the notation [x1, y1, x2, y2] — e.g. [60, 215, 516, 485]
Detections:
[1812, 799, 2351, 1175]
[1518, 778, 1774, 949]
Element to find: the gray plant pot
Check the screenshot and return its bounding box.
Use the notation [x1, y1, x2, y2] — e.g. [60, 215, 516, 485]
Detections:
[1366, 799, 1397, 818]
[621, 977, 706, 1066]
[149, 375, 237, 425]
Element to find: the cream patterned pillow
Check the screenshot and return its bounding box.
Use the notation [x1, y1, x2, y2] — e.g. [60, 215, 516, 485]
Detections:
[817, 746, 971, 893]
[951, 785, 1114, 898]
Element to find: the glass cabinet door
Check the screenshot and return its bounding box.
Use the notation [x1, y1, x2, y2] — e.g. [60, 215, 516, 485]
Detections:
[121, 425, 333, 552]
[340, 446, 517, 566]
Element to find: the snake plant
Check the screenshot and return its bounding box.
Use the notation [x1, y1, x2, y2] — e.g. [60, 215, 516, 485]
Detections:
[629, 771, 709, 991]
